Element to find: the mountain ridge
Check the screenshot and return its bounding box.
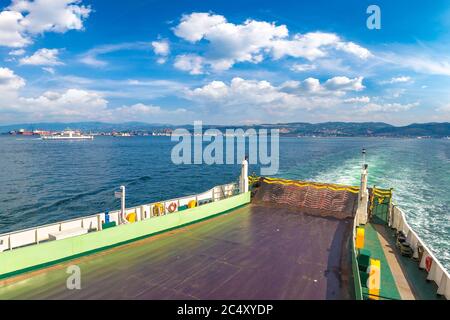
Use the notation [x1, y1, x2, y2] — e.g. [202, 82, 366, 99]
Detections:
[1, 121, 450, 137]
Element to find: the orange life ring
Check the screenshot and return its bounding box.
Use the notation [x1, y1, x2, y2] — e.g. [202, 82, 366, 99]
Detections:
[168, 202, 177, 213]
[425, 256, 433, 273]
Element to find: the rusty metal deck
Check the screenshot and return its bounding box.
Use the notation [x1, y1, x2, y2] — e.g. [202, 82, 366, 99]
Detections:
[0, 202, 354, 300]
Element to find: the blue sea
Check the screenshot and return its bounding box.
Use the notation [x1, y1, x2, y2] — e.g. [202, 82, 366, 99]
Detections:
[0, 135, 449, 270]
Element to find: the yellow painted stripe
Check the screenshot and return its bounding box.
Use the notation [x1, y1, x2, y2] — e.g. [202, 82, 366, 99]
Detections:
[373, 190, 392, 197]
[260, 177, 360, 194]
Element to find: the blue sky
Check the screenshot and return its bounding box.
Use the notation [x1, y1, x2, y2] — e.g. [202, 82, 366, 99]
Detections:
[0, 0, 450, 125]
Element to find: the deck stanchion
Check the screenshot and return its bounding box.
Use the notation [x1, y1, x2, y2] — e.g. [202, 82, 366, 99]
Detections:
[97, 214, 103, 231]
[240, 157, 249, 193]
[356, 149, 369, 225]
[121, 186, 126, 224]
[114, 186, 126, 224]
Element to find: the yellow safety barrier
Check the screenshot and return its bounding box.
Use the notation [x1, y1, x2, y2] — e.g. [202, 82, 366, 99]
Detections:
[187, 200, 197, 208]
[373, 188, 393, 197]
[126, 212, 137, 223]
[367, 259, 381, 300]
[369, 187, 392, 214]
[356, 227, 365, 249]
[261, 177, 360, 194]
[248, 175, 260, 185]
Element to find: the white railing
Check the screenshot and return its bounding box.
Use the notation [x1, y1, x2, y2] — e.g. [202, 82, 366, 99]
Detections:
[0, 182, 239, 253]
[390, 205, 450, 299]
[0, 213, 104, 252]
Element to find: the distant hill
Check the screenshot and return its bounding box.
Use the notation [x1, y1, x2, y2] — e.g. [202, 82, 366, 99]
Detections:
[373, 123, 450, 137]
[264, 122, 450, 137]
[1, 121, 449, 138]
[256, 122, 395, 136]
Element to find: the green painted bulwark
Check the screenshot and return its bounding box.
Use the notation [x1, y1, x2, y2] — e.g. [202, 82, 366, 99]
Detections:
[351, 244, 363, 300]
[0, 192, 251, 279]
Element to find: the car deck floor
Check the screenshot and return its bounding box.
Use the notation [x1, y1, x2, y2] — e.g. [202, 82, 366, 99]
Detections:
[0, 204, 353, 300]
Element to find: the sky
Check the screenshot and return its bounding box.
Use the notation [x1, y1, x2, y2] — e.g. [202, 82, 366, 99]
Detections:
[0, 0, 450, 125]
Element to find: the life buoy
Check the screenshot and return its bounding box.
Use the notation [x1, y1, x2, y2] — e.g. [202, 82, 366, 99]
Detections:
[152, 203, 164, 216]
[168, 202, 177, 213]
[425, 256, 433, 273]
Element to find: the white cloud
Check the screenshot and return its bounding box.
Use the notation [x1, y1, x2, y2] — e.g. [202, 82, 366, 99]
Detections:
[290, 63, 316, 72]
[381, 52, 450, 77]
[112, 103, 186, 121]
[184, 76, 403, 122]
[0, 67, 25, 90]
[1, 86, 184, 122]
[173, 12, 227, 42]
[0, 0, 91, 48]
[335, 42, 372, 59]
[408, 58, 450, 76]
[156, 58, 166, 64]
[9, 48, 25, 56]
[17, 89, 107, 119]
[42, 67, 55, 74]
[385, 88, 406, 99]
[172, 12, 371, 73]
[391, 76, 412, 83]
[8, 0, 91, 34]
[0, 69, 106, 120]
[271, 32, 338, 60]
[174, 54, 204, 75]
[0, 10, 29, 47]
[381, 76, 413, 84]
[187, 77, 304, 108]
[281, 76, 365, 96]
[186, 76, 365, 115]
[20, 48, 62, 65]
[359, 102, 418, 113]
[0, 69, 186, 122]
[324, 76, 365, 92]
[151, 40, 170, 56]
[436, 104, 450, 113]
[79, 54, 107, 67]
[115, 103, 164, 116]
[344, 96, 370, 104]
[79, 42, 150, 67]
[174, 13, 288, 72]
[151, 40, 170, 64]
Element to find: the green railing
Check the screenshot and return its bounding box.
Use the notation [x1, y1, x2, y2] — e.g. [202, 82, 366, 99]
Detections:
[351, 214, 364, 300]
[351, 245, 363, 299]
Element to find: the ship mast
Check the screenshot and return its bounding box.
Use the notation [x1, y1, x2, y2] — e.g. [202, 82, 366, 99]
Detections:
[357, 148, 369, 225]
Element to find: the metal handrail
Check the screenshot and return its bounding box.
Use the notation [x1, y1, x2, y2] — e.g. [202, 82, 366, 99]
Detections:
[0, 182, 240, 252]
[390, 204, 450, 299]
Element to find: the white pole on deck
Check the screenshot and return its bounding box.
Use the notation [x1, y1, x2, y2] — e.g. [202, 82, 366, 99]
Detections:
[240, 157, 249, 193]
[357, 149, 369, 225]
[120, 185, 126, 224]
